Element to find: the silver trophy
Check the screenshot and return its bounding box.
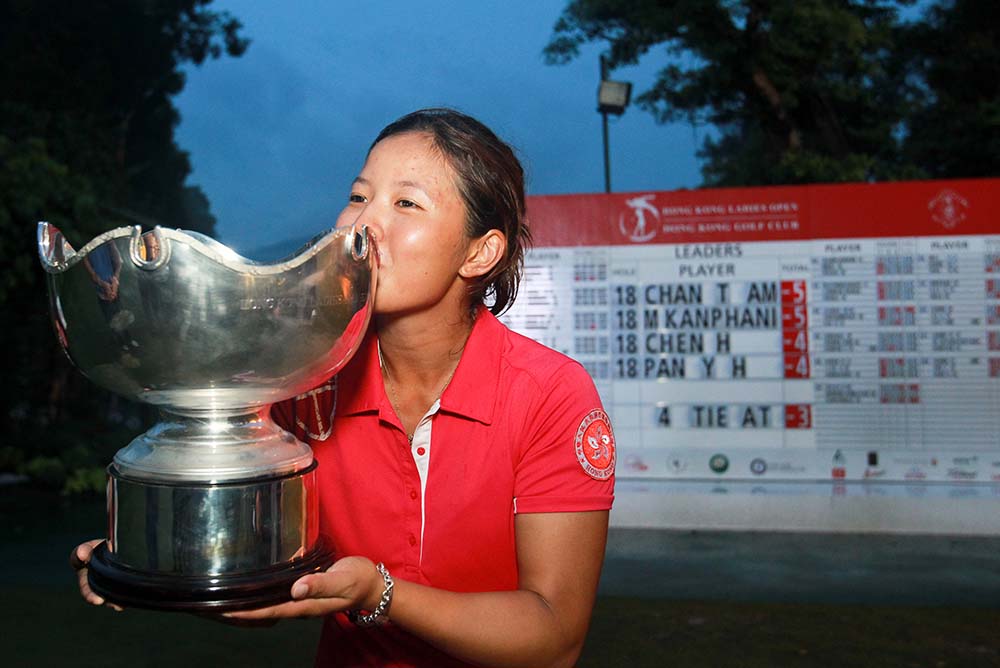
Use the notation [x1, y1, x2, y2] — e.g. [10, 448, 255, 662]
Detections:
[37, 221, 377, 610]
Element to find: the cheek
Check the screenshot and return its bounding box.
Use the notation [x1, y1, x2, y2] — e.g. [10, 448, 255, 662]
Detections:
[391, 226, 432, 261]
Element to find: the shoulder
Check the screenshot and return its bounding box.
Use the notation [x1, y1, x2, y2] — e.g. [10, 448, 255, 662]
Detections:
[495, 319, 592, 394]
[490, 320, 605, 440]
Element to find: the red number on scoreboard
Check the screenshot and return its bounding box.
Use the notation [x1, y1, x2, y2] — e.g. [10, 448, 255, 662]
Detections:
[782, 304, 809, 329]
[784, 404, 812, 429]
[783, 353, 810, 378]
[782, 329, 809, 352]
[780, 280, 807, 304]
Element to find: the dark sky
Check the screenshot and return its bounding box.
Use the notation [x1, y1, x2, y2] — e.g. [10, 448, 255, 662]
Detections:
[174, 0, 706, 256]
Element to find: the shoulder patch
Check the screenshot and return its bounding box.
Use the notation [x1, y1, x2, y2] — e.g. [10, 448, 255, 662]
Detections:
[575, 409, 615, 480]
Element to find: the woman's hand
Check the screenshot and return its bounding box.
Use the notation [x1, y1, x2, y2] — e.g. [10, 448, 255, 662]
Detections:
[223, 556, 383, 621]
[70, 539, 123, 611]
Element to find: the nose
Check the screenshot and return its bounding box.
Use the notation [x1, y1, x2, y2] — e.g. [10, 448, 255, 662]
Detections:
[336, 205, 381, 247]
[346, 202, 384, 242]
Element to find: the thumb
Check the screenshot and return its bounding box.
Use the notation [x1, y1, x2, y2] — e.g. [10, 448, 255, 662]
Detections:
[70, 539, 103, 570]
[289, 562, 370, 605]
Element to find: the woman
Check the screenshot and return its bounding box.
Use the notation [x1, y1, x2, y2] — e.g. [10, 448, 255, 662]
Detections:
[73, 108, 616, 668]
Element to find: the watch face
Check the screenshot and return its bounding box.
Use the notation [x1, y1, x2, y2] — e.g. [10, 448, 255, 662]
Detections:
[709, 454, 729, 474]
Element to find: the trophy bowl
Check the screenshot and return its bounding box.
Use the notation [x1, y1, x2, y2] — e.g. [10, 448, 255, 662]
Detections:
[37, 221, 377, 610]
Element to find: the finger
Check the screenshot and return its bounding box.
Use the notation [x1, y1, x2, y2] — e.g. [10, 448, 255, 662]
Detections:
[223, 599, 325, 621]
[76, 566, 106, 607]
[69, 539, 102, 570]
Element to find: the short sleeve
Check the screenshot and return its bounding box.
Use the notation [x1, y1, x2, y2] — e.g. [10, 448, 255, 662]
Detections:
[512, 360, 615, 514]
[269, 376, 338, 445]
[271, 397, 296, 434]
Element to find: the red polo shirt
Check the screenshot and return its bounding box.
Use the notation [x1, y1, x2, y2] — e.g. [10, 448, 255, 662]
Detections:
[273, 308, 615, 667]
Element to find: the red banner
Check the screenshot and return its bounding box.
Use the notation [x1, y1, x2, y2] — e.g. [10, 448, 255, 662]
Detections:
[525, 178, 1000, 247]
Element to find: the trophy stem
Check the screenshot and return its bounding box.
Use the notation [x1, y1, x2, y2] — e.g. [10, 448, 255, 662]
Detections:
[113, 406, 314, 483]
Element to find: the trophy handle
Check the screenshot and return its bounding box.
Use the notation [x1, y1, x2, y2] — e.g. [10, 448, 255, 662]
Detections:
[351, 224, 371, 262]
[129, 226, 171, 270]
[37, 221, 77, 272]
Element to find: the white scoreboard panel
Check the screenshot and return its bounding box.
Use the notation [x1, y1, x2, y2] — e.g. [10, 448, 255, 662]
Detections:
[503, 179, 1000, 483]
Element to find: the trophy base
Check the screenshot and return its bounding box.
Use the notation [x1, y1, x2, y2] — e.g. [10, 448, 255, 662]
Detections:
[90, 461, 333, 612]
[88, 537, 335, 611]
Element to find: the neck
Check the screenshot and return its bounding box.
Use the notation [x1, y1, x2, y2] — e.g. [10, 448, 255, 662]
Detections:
[376, 304, 477, 438]
[376, 304, 477, 391]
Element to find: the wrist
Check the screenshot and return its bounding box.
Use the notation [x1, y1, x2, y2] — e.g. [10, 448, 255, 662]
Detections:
[364, 562, 384, 610]
[348, 562, 393, 627]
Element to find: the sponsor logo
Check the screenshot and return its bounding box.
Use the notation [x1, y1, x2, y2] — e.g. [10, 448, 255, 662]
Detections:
[863, 468, 887, 479]
[666, 454, 689, 474]
[575, 409, 616, 480]
[831, 449, 846, 479]
[947, 468, 978, 481]
[708, 453, 729, 474]
[770, 461, 807, 474]
[892, 456, 936, 467]
[904, 467, 928, 480]
[619, 194, 659, 243]
[749, 458, 767, 475]
[624, 455, 649, 473]
[928, 189, 969, 229]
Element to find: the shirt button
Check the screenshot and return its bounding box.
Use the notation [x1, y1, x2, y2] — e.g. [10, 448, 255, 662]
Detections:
[408, 534, 417, 546]
[409, 490, 419, 500]
[416, 447, 426, 456]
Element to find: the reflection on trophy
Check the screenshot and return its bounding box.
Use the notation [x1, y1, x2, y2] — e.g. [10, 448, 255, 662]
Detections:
[37, 222, 377, 610]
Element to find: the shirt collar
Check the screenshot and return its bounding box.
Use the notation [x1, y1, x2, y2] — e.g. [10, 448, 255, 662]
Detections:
[438, 306, 500, 425]
[336, 305, 501, 426]
[335, 328, 389, 417]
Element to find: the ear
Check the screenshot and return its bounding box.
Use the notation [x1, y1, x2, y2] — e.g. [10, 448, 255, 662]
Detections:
[459, 229, 506, 279]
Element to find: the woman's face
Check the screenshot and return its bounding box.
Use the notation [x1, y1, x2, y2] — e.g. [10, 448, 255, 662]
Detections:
[335, 132, 474, 316]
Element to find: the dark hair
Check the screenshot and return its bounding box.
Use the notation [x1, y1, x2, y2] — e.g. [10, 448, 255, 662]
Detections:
[371, 108, 530, 316]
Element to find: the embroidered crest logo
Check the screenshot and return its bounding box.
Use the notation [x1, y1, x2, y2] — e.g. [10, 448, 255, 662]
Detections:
[575, 409, 616, 480]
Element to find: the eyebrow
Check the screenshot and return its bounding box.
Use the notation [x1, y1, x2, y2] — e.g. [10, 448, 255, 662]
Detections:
[353, 177, 431, 194]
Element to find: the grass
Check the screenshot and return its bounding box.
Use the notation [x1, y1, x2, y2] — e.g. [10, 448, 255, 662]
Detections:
[6, 486, 1000, 667]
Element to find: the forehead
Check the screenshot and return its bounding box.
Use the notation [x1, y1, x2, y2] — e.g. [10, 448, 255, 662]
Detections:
[364, 132, 454, 181]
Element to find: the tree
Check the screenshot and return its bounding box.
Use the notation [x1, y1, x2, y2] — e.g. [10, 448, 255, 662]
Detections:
[0, 0, 248, 485]
[897, 0, 1000, 178]
[544, 0, 929, 186]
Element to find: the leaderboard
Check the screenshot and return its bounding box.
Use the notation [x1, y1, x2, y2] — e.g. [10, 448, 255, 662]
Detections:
[502, 179, 1000, 482]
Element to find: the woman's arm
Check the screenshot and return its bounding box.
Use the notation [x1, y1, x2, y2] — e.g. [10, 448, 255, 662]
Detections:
[227, 509, 609, 668]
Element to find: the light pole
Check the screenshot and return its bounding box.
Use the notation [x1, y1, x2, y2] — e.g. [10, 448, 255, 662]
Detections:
[597, 54, 632, 193]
